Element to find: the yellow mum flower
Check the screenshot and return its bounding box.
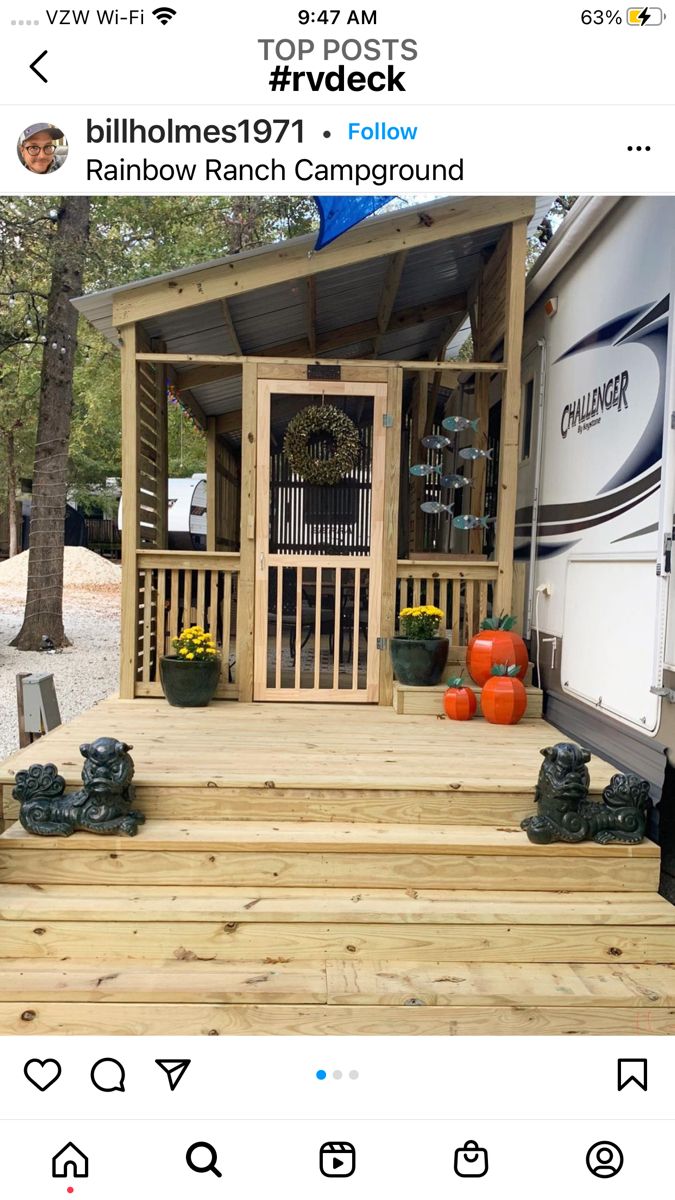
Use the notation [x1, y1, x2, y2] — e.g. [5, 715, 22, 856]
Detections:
[187, 653, 194, 660]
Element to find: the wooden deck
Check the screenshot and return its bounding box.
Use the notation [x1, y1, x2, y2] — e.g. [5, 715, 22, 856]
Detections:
[0, 698, 614, 799]
[0, 699, 673, 1035]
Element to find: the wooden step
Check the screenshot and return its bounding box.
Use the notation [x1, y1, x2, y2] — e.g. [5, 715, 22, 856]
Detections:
[0, 822, 660, 892]
[1, 885, 671, 924]
[0, 885, 671, 963]
[0, 960, 673, 1035]
[393, 680, 543, 718]
[0, 787, 551, 827]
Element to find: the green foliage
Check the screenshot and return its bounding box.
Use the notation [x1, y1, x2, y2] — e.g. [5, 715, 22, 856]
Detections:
[168, 405, 206, 477]
[480, 613, 517, 631]
[446, 675, 466, 689]
[0, 195, 318, 513]
[490, 663, 520, 677]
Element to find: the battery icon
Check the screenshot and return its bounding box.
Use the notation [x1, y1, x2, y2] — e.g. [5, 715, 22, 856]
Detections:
[626, 7, 664, 22]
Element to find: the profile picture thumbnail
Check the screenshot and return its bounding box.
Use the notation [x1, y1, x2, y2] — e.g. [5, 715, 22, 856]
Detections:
[17, 122, 68, 174]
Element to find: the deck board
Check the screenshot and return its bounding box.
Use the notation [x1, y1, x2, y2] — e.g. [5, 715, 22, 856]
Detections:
[0, 698, 616, 794]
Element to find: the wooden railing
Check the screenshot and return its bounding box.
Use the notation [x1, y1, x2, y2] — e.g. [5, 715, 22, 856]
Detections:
[396, 559, 498, 646]
[135, 551, 240, 698]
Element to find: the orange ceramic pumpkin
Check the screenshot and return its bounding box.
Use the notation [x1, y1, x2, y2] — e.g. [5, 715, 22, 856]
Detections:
[443, 676, 477, 721]
[467, 614, 528, 686]
[480, 664, 527, 725]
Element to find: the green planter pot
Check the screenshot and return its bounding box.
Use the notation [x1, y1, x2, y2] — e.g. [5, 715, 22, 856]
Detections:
[160, 655, 221, 707]
[390, 637, 449, 687]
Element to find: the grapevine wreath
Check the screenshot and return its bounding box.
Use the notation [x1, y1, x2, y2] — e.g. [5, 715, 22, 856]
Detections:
[283, 404, 361, 485]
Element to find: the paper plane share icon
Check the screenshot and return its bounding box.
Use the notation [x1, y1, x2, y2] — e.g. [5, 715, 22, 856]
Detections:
[155, 1058, 191, 1092]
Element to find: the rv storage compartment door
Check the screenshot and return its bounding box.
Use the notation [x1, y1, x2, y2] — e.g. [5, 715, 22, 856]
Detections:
[560, 555, 660, 732]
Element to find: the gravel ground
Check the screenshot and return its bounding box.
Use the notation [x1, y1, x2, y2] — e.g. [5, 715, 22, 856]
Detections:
[0, 581, 120, 761]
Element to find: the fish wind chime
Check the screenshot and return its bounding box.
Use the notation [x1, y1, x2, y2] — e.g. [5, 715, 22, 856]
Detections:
[409, 414, 496, 532]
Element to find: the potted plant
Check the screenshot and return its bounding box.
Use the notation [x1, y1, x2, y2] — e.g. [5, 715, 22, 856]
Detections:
[480, 664, 527, 725]
[467, 613, 528, 686]
[390, 605, 449, 686]
[160, 625, 221, 708]
[443, 675, 477, 721]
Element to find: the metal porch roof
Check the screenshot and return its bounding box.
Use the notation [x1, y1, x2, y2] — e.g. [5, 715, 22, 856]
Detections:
[73, 196, 552, 418]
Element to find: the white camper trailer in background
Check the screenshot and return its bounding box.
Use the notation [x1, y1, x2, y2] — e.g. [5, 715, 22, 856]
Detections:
[517, 196, 675, 807]
[118, 472, 207, 551]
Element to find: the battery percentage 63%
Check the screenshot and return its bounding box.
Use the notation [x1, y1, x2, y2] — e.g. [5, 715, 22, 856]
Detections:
[581, 8, 623, 22]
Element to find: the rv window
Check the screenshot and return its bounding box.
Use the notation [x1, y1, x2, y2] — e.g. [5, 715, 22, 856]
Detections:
[521, 377, 535, 462]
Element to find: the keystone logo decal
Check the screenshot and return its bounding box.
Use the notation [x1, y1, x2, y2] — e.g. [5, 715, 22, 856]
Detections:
[560, 369, 629, 438]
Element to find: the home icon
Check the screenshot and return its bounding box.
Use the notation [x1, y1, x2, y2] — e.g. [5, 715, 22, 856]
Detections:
[52, 1143, 89, 1179]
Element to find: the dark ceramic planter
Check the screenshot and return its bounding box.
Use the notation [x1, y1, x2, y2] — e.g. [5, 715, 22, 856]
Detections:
[160, 655, 221, 707]
[390, 637, 449, 687]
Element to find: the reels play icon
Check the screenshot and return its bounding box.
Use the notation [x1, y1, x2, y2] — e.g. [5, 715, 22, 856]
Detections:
[320, 1142, 356, 1177]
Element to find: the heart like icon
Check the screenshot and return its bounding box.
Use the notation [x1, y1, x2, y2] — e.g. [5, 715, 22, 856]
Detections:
[24, 1058, 62, 1092]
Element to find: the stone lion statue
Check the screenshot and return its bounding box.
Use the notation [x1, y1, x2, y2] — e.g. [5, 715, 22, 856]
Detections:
[13, 737, 144, 837]
[521, 742, 649, 845]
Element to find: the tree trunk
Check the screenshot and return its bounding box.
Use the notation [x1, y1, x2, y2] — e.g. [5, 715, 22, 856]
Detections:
[6, 429, 18, 558]
[11, 197, 91, 650]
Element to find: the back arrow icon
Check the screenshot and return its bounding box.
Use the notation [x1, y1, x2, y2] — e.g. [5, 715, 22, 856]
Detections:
[30, 51, 48, 82]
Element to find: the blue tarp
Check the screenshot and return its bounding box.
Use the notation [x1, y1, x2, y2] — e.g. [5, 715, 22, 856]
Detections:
[314, 196, 396, 250]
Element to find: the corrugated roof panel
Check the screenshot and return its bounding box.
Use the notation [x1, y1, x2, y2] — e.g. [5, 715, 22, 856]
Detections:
[69, 197, 557, 415]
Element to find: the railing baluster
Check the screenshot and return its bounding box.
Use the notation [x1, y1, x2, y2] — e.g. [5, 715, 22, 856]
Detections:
[142, 569, 153, 683]
[156, 567, 166, 678]
[333, 566, 342, 691]
[452, 580, 461, 649]
[275, 565, 283, 691]
[314, 566, 322, 691]
[295, 565, 303, 690]
[352, 567, 361, 691]
[196, 569, 206, 631]
[221, 572, 232, 676]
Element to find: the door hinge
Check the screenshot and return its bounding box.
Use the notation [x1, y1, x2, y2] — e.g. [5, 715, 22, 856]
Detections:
[661, 532, 673, 575]
[382, 413, 394, 428]
[650, 685, 675, 702]
[376, 636, 388, 650]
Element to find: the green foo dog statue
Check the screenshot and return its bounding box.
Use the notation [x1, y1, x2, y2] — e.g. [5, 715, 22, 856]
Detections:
[13, 737, 145, 837]
[521, 741, 649, 845]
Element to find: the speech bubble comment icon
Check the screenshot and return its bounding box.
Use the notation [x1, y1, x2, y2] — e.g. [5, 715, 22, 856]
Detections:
[90, 1058, 126, 1093]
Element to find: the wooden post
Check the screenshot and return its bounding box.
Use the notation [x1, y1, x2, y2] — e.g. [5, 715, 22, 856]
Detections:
[155, 352, 168, 549]
[494, 219, 528, 615]
[206, 417, 217, 553]
[407, 373, 423, 554]
[119, 322, 139, 699]
[236, 363, 258, 702]
[379, 366, 403, 706]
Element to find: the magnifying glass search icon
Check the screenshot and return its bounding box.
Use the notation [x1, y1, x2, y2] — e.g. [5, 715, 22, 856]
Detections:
[186, 1141, 222, 1178]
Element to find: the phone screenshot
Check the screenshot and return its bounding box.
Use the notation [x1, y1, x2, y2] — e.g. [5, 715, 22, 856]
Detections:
[0, 0, 674, 1195]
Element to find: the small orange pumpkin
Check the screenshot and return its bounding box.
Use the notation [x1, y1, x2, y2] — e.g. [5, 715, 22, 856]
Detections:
[443, 675, 477, 721]
[467, 613, 528, 686]
[480, 664, 527, 725]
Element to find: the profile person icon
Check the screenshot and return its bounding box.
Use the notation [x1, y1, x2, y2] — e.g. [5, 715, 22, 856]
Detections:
[18, 123, 67, 174]
[586, 1141, 624, 1178]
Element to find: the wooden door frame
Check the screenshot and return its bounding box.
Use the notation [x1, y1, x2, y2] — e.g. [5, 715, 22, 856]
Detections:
[253, 376, 388, 702]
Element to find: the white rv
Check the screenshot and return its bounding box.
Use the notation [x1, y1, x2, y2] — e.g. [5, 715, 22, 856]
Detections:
[517, 196, 675, 810]
[118, 472, 207, 551]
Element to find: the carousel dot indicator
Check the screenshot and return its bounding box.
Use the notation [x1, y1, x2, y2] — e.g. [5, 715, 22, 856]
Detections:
[316, 1069, 327, 1080]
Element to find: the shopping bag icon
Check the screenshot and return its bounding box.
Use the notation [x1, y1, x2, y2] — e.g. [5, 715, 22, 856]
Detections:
[454, 1139, 488, 1177]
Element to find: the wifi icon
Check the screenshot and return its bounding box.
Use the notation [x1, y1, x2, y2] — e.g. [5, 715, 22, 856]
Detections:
[152, 5, 176, 23]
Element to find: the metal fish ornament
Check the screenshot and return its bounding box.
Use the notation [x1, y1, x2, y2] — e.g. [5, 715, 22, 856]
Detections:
[459, 447, 494, 461]
[452, 515, 496, 530]
[442, 416, 480, 433]
[409, 463, 442, 477]
[421, 434, 451, 450]
[440, 474, 473, 489]
[420, 501, 454, 515]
